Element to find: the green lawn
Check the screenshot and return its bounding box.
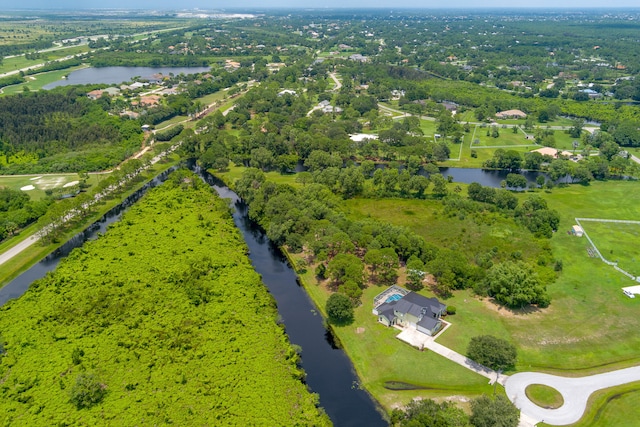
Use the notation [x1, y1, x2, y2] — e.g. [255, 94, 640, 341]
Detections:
[567, 381, 640, 427]
[472, 125, 533, 147]
[0, 46, 89, 75]
[526, 384, 564, 409]
[443, 125, 537, 167]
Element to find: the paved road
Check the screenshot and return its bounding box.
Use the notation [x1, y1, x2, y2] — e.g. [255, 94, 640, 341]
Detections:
[505, 366, 640, 425]
[0, 234, 39, 266]
[329, 72, 342, 91]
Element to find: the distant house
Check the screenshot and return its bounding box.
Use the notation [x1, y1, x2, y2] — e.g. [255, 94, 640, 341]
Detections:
[278, 89, 297, 96]
[373, 286, 446, 336]
[495, 109, 527, 119]
[349, 53, 369, 62]
[87, 89, 104, 100]
[322, 105, 343, 114]
[579, 89, 603, 99]
[531, 146, 573, 159]
[139, 95, 161, 107]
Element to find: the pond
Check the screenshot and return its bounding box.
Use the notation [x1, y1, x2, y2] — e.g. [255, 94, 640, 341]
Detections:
[438, 167, 547, 188]
[43, 66, 210, 89]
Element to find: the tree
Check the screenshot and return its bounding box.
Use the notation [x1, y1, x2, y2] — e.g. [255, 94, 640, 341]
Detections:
[484, 261, 548, 308]
[467, 335, 517, 371]
[568, 119, 584, 138]
[505, 173, 527, 190]
[327, 253, 364, 288]
[326, 293, 354, 324]
[69, 373, 107, 409]
[406, 255, 426, 291]
[391, 398, 469, 427]
[431, 174, 448, 198]
[470, 395, 520, 427]
[433, 142, 451, 162]
[250, 147, 274, 171]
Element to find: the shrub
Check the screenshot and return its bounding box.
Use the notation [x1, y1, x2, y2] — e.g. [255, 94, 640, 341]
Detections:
[69, 373, 107, 409]
[554, 259, 563, 272]
[446, 306, 457, 315]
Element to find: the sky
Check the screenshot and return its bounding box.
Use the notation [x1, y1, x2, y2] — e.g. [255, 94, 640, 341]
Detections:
[2, 0, 640, 9]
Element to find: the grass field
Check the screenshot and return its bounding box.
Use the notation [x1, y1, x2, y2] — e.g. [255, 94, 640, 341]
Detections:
[0, 45, 89, 75]
[579, 221, 640, 277]
[472, 125, 531, 147]
[346, 181, 640, 373]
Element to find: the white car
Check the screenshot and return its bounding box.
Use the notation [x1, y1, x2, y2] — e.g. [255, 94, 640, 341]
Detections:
[623, 290, 636, 299]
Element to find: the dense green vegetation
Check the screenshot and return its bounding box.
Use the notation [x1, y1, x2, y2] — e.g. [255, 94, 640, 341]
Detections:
[0, 170, 329, 426]
[389, 394, 518, 427]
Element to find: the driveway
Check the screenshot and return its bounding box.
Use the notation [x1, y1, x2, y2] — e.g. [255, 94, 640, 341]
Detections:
[505, 366, 640, 425]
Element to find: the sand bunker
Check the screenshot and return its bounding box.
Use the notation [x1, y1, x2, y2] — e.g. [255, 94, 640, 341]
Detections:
[29, 176, 42, 181]
[20, 185, 35, 191]
[63, 180, 80, 188]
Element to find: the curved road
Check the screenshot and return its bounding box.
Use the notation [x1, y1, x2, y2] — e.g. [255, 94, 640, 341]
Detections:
[505, 366, 640, 425]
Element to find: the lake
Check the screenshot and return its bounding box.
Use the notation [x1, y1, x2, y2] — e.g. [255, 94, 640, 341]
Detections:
[43, 66, 210, 89]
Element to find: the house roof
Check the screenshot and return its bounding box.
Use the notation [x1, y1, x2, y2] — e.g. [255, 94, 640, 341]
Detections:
[496, 109, 527, 118]
[401, 292, 446, 316]
[531, 147, 573, 157]
[417, 315, 439, 331]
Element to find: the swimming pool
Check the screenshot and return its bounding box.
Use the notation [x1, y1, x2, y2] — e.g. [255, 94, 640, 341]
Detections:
[385, 294, 402, 303]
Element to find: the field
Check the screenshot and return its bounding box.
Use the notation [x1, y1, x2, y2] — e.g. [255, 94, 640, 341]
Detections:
[0, 171, 329, 426]
[471, 125, 531, 147]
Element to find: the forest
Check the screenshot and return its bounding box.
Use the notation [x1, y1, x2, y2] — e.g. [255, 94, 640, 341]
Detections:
[0, 170, 329, 426]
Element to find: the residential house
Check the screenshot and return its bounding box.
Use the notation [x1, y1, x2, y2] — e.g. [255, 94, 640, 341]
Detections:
[373, 287, 446, 336]
[495, 109, 527, 119]
[87, 89, 104, 100]
[349, 53, 369, 62]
